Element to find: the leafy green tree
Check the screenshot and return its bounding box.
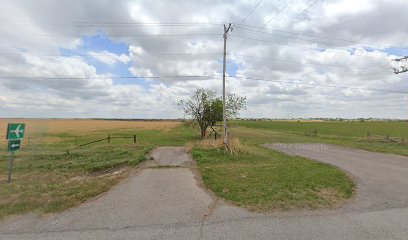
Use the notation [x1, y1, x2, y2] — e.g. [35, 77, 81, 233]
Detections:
[178, 88, 246, 139]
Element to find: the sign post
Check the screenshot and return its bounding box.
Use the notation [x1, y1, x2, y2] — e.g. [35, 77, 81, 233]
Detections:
[6, 123, 25, 183]
[7, 152, 15, 183]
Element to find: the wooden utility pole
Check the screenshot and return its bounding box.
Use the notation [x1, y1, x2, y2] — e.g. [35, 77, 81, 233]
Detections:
[223, 23, 232, 147]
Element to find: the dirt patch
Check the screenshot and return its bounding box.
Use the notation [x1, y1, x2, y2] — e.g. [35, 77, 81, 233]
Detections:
[317, 188, 340, 203]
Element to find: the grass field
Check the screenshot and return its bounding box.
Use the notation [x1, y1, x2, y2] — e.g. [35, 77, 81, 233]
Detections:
[0, 120, 196, 219]
[3, 119, 405, 218]
[233, 120, 408, 156]
[235, 120, 408, 138]
[193, 120, 408, 211]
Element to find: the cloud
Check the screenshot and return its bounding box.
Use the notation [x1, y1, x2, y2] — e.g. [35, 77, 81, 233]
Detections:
[88, 50, 131, 66]
[0, 0, 408, 119]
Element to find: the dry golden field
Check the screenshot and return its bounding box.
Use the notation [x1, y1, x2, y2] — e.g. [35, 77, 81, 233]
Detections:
[0, 119, 180, 139]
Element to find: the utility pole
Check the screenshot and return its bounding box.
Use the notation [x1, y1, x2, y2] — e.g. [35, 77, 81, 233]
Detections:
[223, 23, 232, 147]
[392, 56, 408, 74]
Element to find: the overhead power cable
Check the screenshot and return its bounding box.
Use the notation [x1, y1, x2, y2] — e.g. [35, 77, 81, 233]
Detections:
[227, 76, 408, 94]
[229, 53, 392, 72]
[234, 25, 351, 48]
[229, 35, 391, 62]
[1, 74, 405, 94]
[297, 0, 322, 17]
[0, 75, 221, 80]
[232, 23, 408, 50]
[0, 52, 223, 57]
[240, 0, 265, 23]
[0, 21, 224, 26]
[231, 0, 296, 51]
[3, 33, 222, 37]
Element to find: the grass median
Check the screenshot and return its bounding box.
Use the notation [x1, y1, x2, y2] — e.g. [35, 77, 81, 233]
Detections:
[193, 141, 355, 211]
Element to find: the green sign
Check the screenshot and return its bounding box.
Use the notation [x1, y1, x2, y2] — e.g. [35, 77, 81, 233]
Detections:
[8, 139, 21, 152]
[7, 123, 25, 140]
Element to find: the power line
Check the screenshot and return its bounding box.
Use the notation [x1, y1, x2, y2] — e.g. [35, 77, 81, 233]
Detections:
[231, 0, 296, 51]
[229, 35, 392, 62]
[0, 75, 221, 80]
[233, 23, 408, 51]
[228, 76, 408, 94]
[229, 53, 392, 72]
[3, 33, 222, 37]
[0, 52, 223, 57]
[1, 74, 405, 94]
[0, 21, 224, 26]
[296, 0, 322, 18]
[234, 25, 351, 48]
[264, 0, 296, 25]
[240, 0, 265, 23]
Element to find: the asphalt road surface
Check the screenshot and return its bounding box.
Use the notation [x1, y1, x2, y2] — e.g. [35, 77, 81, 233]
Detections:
[1, 145, 408, 240]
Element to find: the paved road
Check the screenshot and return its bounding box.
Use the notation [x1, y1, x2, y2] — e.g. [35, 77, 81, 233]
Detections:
[266, 143, 408, 212]
[1, 145, 408, 240]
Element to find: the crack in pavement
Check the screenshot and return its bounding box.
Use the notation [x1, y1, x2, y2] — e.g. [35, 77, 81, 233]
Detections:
[1, 220, 202, 236]
[198, 199, 219, 240]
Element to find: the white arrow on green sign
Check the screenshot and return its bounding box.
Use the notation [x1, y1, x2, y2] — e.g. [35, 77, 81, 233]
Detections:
[8, 139, 21, 152]
[7, 123, 26, 140]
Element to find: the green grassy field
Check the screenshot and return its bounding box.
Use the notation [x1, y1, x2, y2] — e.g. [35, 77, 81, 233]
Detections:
[233, 120, 408, 156]
[0, 124, 196, 219]
[193, 120, 408, 211]
[3, 119, 406, 218]
[235, 120, 408, 138]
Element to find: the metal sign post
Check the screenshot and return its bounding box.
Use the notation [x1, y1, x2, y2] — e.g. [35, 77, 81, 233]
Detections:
[6, 123, 25, 183]
[7, 151, 15, 183]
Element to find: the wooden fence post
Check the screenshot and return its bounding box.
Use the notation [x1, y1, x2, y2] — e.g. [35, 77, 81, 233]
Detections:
[108, 135, 111, 143]
[386, 135, 389, 141]
[133, 135, 137, 144]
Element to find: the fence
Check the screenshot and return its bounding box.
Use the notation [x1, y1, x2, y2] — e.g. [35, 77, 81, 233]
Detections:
[366, 133, 406, 145]
[66, 134, 138, 154]
[302, 130, 408, 145]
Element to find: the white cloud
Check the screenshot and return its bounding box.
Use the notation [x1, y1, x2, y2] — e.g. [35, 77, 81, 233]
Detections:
[0, 0, 408, 119]
[88, 50, 131, 66]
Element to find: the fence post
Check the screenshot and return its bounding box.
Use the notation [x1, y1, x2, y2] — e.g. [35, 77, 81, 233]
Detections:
[133, 135, 137, 144]
[227, 131, 230, 149]
[386, 135, 389, 141]
[108, 135, 111, 143]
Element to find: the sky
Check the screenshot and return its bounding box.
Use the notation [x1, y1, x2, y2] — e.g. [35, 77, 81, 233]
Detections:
[1, 0, 408, 119]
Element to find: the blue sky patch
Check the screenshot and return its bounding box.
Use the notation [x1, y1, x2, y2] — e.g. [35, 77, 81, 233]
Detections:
[58, 33, 153, 89]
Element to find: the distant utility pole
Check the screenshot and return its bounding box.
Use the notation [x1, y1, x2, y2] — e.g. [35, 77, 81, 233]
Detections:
[392, 56, 408, 74]
[223, 23, 232, 147]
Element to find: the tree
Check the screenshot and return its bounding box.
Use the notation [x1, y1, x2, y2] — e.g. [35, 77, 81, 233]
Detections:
[178, 88, 246, 139]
